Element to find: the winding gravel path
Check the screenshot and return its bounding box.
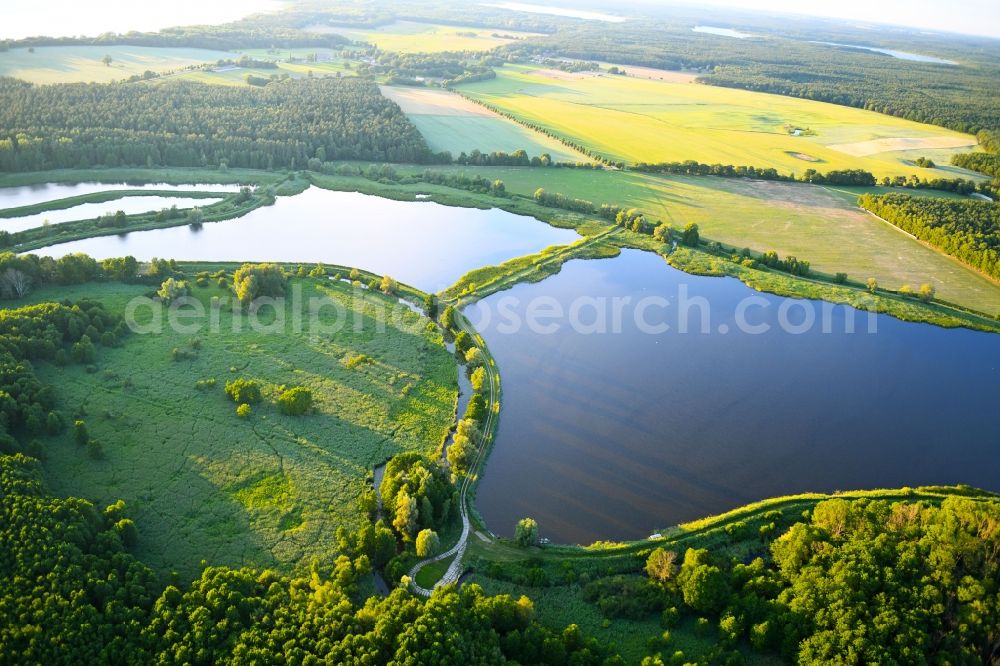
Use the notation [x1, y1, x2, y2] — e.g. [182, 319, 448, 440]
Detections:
[409, 313, 498, 596]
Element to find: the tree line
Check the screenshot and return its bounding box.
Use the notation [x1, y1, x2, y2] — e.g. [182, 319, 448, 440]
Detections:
[0, 77, 434, 171]
[634, 160, 996, 196]
[0, 450, 621, 665]
[859, 193, 999, 279]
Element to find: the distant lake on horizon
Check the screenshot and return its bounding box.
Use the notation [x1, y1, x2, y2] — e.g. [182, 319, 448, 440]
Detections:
[693, 26, 750, 39]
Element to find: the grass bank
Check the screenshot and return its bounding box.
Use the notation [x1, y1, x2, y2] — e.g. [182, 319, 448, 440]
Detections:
[11, 274, 457, 578]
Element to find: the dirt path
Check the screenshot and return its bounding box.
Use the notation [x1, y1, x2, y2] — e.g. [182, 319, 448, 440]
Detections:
[408, 312, 499, 596]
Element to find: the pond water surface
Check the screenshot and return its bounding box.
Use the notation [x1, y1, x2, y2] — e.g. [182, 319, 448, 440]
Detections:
[0, 182, 243, 210]
[692, 26, 750, 39]
[38, 187, 579, 292]
[2, 196, 222, 232]
[468, 250, 1000, 544]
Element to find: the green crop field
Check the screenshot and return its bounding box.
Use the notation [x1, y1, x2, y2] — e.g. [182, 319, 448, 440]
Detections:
[19, 275, 457, 577]
[414, 165, 1000, 314]
[457, 65, 984, 181]
[308, 21, 543, 53]
[0, 45, 235, 83]
[380, 86, 588, 162]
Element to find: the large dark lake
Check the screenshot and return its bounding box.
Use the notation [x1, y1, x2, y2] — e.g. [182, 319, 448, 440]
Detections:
[467, 249, 1000, 544]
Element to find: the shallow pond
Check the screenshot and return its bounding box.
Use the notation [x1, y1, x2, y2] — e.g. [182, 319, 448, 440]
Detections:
[692, 26, 750, 39]
[38, 187, 579, 292]
[1, 196, 222, 232]
[484, 2, 626, 22]
[0, 182, 243, 210]
[468, 249, 1000, 544]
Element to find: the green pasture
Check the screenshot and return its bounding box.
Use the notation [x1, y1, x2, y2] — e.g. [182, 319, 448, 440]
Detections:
[18, 276, 457, 577]
[381, 86, 586, 162]
[0, 45, 234, 83]
[415, 165, 1000, 314]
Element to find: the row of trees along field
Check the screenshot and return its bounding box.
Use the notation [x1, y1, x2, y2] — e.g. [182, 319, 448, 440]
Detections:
[858, 193, 1000, 279]
[0, 77, 433, 171]
[503, 25, 1000, 135]
[951, 130, 1000, 187]
[634, 160, 996, 196]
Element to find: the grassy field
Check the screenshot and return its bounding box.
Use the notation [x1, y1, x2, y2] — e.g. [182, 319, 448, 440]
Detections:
[457, 64, 982, 180]
[0, 45, 234, 83]
[18, 275, 457, 577]
[380, 86, 588, 162]
[412, 166, 1000, 314]
[163, 48, 358, 86]
[308, 21, 543, 53]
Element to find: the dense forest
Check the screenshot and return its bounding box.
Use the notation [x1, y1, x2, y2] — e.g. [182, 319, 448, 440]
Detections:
[0, 77, 433, 170]
[858, 193, 1000, 279]
[0, 453, 620, 665]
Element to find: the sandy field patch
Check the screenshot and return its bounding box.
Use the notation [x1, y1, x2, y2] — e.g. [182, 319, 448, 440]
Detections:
[829, 136, 977, 157]
[786, 151, 822, 162]
[379, 86, 495, 116]
[533, 68, 605, 81]
[614, 66, 699, 83]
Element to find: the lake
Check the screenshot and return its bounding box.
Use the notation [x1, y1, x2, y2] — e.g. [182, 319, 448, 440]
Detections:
[37, 187, 579, 292]
[0, 182, 243, 210]
[692, 26, 750, 39]
[812, 41, 956, 64]
[1, 195, 222, 233]
[467, 249, 1000, 544]
[484, 2, 626, 23]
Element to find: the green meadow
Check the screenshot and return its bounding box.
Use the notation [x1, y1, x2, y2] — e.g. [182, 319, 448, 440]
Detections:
[21, 275, 457, 577]
[0, 45, 234, 83]
[380, 85, 588, 162]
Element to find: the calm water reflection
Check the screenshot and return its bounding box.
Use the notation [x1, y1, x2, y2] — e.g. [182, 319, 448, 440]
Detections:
[2, 196, 221, 232]
[0, 182, 242, 209]
[469, 250, 1000, 544]
[40, 188, 579, 292]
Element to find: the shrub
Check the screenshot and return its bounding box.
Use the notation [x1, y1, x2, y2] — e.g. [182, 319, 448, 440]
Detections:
[233, 263, 286, 306]
[415, 529, 440, 557]
[277, 387, 313, 415]
[470, 366, 486, 392]
[87, 439, 103, 459]
[71, 335, 96, 364]
[236, 403, 252, 418]
[225, 378, 261, 404]
[156, 277, 190, 303]
[514, 518, 539, 547]
[73, 420, 89, 446]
